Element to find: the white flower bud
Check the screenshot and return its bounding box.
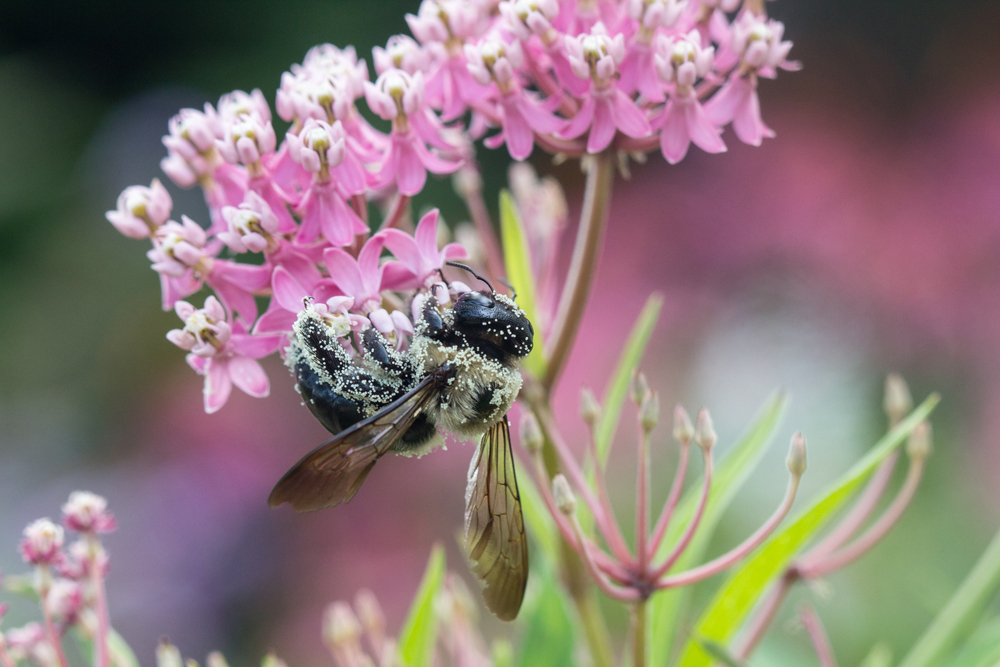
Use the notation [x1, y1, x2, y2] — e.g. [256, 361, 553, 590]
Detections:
[786, 432, 807, 477]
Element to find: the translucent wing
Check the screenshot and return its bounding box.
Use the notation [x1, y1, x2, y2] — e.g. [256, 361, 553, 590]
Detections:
[464, 416, 529, 621]
[268, 366, 452, 512]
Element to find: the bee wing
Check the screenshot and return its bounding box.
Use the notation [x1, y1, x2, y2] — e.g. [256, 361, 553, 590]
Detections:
[464, 416, 528, 621]
[268, 366, 452, 512]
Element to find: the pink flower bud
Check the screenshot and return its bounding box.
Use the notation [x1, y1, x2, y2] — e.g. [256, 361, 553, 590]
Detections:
[45, 579, 83, 620]
[374, 34, 432, 75]
[106, 179, 173, 239]
[62, 491, 117, 533]
[219, 191, 279, 254]
[20, 519, 64, 566]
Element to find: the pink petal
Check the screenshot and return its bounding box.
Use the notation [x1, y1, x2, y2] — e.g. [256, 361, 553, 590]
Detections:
[587, 97, 617, 153]
[380, 261, 421, 291]
[358, 236, 387, 293]
[321, 189, 364, 247]
[684, 98, 727, 154]
[395, 137, 428, 196]
[658, 101, 691, 165]
[231, 333, 283, 359]
[501, 100, 535, 160]
[227, 356, 270, 397]
[253, 306, 297, 334]
[331, 151, 368, 196]
[324, 247, 365, 298]
[379, 228, 422, 272]
[704, 76, 749, 126]
[414, 138, 462, 174]
[414, 209, 440, 262]
[516, 95, 564, 134]
[204, 358, 233, 414]
[558, 95, 596, 139]
[442, 242, 467, 261]
[612, 89, 652, 138]
[272, 266, 308, 311]
[732, 84, 774, 146]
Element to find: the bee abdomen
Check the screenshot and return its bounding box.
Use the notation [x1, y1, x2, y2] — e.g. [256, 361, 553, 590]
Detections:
[295, 364, 364, 435]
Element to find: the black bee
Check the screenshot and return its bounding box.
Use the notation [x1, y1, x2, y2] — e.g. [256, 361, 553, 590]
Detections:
[269, 263, 533, 621]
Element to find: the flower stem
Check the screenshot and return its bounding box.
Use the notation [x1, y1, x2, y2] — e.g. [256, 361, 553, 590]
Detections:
[543, 151, 614, 391]
[41, 596, 71, 667]
[633, 599, 648, 667]
[648, 441, 691, 559]
[457, 167, 506, 281]
[799, 605, 838, 667]
[635, 419, 651, 575]
[378, 193, 411, 232]
[89, 537, 111, 667]
[734, 570, 797, 659]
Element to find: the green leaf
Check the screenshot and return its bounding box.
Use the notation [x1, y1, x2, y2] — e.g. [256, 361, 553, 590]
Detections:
[947, 616, 1000, 667]
[108, 629, 141, 667]
[693, 638, 746, 667]
[515, 456, 560, 566]
[3, 573, 39, 600]
[899, 526, 1000, 667]
[858, 643, 893, 667]
[398, 544, 446, 667]
[650, 392, 787, 667]
[499, 189, 545, 377]
[676, 394, 941, 667]
[516, 563, 578, 667]
[594, 294, 663, 464]
[493, 639, 515, 667]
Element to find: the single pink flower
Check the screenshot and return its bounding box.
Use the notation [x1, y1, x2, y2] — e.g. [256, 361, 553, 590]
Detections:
[219, 191, 281, 254]
[375, 209, 467, 289]
[254, 265, 343, 335]
[703, 72, 773, 146]
[618, 0, 685, 101]
[558, 24, 652, 153]
[465, 35, 564, 160]
[214, 90, 278, 169]
[323, 236, 392, 313]
[169, 296, 282, 413]
[106, 179, 172, 239]
[364, 69, 463, 194]
[287, 119, 369, 245]
[369, 307, 415, 349]
[19, 519, 64, 566]
[652, 31, 725, 162]
[61, 491, 117, 534]
[373, 34, 433, 76]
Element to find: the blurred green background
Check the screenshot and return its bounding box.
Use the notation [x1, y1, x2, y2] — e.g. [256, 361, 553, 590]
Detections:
[2, 1, 1000, 666]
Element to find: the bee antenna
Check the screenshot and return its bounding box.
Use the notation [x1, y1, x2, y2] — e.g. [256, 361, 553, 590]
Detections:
[497, 277, 518, 301]
[446, 261, 494, 295]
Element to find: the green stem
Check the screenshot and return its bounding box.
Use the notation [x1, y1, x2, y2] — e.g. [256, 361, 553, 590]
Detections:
[634, 599, 648, 667]
[543, 152, 614, 391]
[898, 525, 1000, 667]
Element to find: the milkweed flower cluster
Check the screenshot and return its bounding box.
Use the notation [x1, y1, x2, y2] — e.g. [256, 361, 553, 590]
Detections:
[107, 0, 798, 414]
[1, 493, 116, 667]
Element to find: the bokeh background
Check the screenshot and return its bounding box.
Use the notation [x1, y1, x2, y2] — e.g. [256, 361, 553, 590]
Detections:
[2, 1, 1000, 665]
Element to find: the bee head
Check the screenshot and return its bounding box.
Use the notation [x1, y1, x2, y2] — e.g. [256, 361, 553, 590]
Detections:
[452, 290, 534, 361]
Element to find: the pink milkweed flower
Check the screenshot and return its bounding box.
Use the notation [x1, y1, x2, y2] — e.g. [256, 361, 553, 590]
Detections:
[364, 69, 463, 195]
[618, 0, 686, 101]
[45, 579, 83, 622]
[465, 35, 564, 160]
[148, 216, 211, 279]
[215, 95, 278, 172]
[4, 623, 54, 667]
[406, 0, 490, 121]
[301, 44, 370, 104]
[160, 105, 225, 187]
[375, 209, 467, 289]
[61, 491, 117, 534]
[652, 31, 725, 163]
[558, 23, 653, 153]
[106, 179, 173, 239]
[374, 34, 434, 76]
[705, 17, 799, 146]
[254, 265, 345, 335]
[19, 519, 64, 566]
[499, 0, 590, 97]
[287, 119, 369, 246]
[369, 308, 415, 349]
[219, 191, 281, 254]
[169, 296, 282, 413]
[323, 236, 393, 314]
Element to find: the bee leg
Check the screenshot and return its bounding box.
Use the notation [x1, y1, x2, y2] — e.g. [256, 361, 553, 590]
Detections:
[296, 312, 351, 379]
[421, 295, 446, 336]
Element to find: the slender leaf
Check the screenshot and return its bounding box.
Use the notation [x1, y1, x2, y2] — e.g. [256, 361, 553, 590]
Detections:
[73, 628, 139, 667]
[594, 294, 663, 463]
[677, 394, 941, 667]
[499, 189, 545, 377]
[516, 562, 578, 667]
[693, 638, 746, 667]
[858, 643, 893, 667]
[3, 573, 39, 600]
[899, 526, 1000, 667]
[948, 616, 1000, 667]
[399, 544, 446, 667]
[650, 392, 787, 667]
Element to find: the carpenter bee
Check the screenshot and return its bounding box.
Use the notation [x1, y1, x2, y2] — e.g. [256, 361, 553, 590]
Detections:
[269, 263, 533, 621]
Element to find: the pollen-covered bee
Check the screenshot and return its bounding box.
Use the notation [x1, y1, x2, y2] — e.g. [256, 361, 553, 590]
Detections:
[269, 263, 533, 621]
